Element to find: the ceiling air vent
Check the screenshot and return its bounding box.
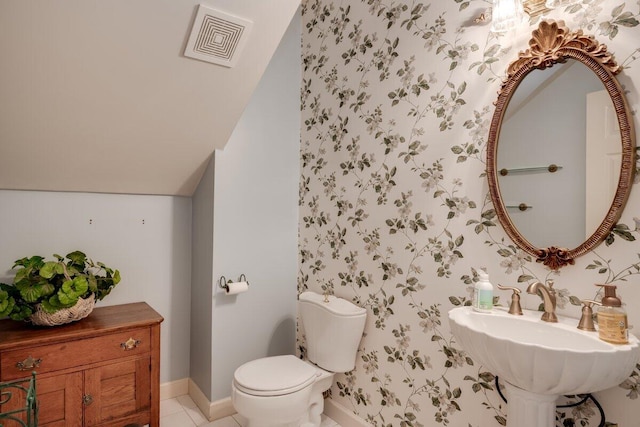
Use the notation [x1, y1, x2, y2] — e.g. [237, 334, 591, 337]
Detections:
[184, 5, 253, 68]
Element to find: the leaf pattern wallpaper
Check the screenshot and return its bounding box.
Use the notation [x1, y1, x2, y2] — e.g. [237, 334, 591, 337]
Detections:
[299, 0, 640, 426]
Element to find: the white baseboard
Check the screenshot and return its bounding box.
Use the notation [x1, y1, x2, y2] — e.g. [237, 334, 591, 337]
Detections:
[160, 378, 189, 400]
[187, 378, 235, 421]
[323, 398, 369, 427]
[210, 396, 235, 420]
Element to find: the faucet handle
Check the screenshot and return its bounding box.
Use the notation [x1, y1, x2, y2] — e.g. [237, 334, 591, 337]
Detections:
[577, 299, 601, 331]
[497, 284, 523, 315]
[546, 279, 556, 291]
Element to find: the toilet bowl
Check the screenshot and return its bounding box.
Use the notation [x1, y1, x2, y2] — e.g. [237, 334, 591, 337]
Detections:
[231, 291, 367, 427]
[232, 355, 334, 427]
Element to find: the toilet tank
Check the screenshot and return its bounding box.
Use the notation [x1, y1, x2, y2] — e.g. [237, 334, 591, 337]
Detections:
[299, 291, 367, 373]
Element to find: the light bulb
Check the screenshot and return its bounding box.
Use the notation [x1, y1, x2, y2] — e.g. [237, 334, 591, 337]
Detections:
[545, 0, 581, 7]
[491, 0, 527, 33]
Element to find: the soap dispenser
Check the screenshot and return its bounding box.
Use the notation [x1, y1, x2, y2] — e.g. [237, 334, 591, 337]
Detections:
[473, 269, 493, 313]
[595, 284, 628, 344]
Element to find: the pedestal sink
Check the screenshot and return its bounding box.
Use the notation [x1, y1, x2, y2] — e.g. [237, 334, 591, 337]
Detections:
[449, 306, 640, 427]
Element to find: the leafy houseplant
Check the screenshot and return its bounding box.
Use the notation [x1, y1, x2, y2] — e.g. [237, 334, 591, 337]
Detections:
[0, 250, 121, 323]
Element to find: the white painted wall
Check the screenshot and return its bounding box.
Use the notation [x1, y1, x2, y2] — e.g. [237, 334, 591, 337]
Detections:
[0, 190, 192, 382]
[190, 157, 215, 397]
[0, 0, 300, 196]
[209, 11, 301, 401]
[0, 8, 299, 402]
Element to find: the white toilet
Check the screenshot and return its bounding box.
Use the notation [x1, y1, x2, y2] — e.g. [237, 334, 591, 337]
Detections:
[231, 291, 367, 427]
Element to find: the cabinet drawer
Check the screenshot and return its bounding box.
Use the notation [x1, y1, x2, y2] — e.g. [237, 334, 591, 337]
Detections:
[1, 327, 150, 381]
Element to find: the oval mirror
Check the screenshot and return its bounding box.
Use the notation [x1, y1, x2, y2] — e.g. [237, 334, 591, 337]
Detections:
[486, 20, 636, 270]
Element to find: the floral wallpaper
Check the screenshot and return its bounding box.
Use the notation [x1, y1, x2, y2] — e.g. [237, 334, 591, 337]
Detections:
[298, 0, 640, 426]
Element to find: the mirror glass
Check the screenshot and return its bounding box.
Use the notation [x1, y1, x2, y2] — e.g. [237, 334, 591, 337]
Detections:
[497, 60, 620, 250]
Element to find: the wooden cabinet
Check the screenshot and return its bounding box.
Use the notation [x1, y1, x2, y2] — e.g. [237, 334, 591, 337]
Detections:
[0, 302, 163, 427]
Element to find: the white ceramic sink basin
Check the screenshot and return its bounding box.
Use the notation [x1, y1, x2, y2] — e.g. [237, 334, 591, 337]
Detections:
[449, 306, 640, 396]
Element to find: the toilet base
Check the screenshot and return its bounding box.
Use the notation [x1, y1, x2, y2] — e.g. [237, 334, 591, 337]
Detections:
[303, 371, 333, 427]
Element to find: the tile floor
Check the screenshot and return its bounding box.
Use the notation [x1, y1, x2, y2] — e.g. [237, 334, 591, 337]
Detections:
[160, 395, 341, 427]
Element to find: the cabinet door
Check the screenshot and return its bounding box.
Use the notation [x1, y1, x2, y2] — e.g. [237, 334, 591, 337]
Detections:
[39, 373, 84, 427]
[0, 372, 83, 427]
[84, 357, 151, 426]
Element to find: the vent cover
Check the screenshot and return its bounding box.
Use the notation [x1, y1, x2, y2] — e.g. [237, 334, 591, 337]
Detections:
[184, 5, 253, 68]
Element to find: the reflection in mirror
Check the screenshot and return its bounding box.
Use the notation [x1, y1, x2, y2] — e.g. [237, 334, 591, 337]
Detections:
[486, 20, 636, 270]
[497, 59, 620, 250]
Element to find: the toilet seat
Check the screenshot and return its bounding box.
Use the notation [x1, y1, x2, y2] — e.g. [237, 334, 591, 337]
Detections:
[233, 355, 318, 397]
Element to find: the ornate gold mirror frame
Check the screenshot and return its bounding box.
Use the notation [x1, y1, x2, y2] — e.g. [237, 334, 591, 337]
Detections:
[486, 20, 636, 270]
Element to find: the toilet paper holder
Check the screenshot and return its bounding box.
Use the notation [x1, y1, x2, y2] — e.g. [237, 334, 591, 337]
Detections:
[219, 274, 250, 292]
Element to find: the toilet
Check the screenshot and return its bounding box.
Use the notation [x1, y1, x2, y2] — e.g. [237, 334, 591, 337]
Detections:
[231, 291, 367, 427]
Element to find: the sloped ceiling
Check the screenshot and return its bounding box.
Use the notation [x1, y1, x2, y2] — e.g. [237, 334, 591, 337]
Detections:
[0, 0, 299, 196]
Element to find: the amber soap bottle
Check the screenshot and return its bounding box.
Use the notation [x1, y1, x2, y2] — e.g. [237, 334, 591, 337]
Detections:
[596, 284, 629, 345]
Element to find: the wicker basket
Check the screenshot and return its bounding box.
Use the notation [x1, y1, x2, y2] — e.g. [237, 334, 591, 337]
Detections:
[29, 294, 95, 326]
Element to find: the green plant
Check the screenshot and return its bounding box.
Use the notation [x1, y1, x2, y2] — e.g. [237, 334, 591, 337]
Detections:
[0, 251, 121, 321]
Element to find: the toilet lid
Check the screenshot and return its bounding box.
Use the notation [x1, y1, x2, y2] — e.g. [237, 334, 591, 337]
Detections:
[233, 355, 318, 397]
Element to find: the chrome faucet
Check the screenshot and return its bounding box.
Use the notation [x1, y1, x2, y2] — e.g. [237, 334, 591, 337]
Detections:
[526, 280, 558, 323]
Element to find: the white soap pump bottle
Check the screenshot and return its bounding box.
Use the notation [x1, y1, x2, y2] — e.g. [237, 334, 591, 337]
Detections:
[473, 269, 494, 312]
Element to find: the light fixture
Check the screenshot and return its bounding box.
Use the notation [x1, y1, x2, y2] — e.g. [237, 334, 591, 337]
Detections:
[487, 0, 582, 32]
[491, 0, 526, 33]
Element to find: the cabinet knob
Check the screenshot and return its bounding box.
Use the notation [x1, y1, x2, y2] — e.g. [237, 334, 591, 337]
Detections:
[83, 394, 94, 406]
[16, 355, 42, 371]
[121, 337, 141, 351]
